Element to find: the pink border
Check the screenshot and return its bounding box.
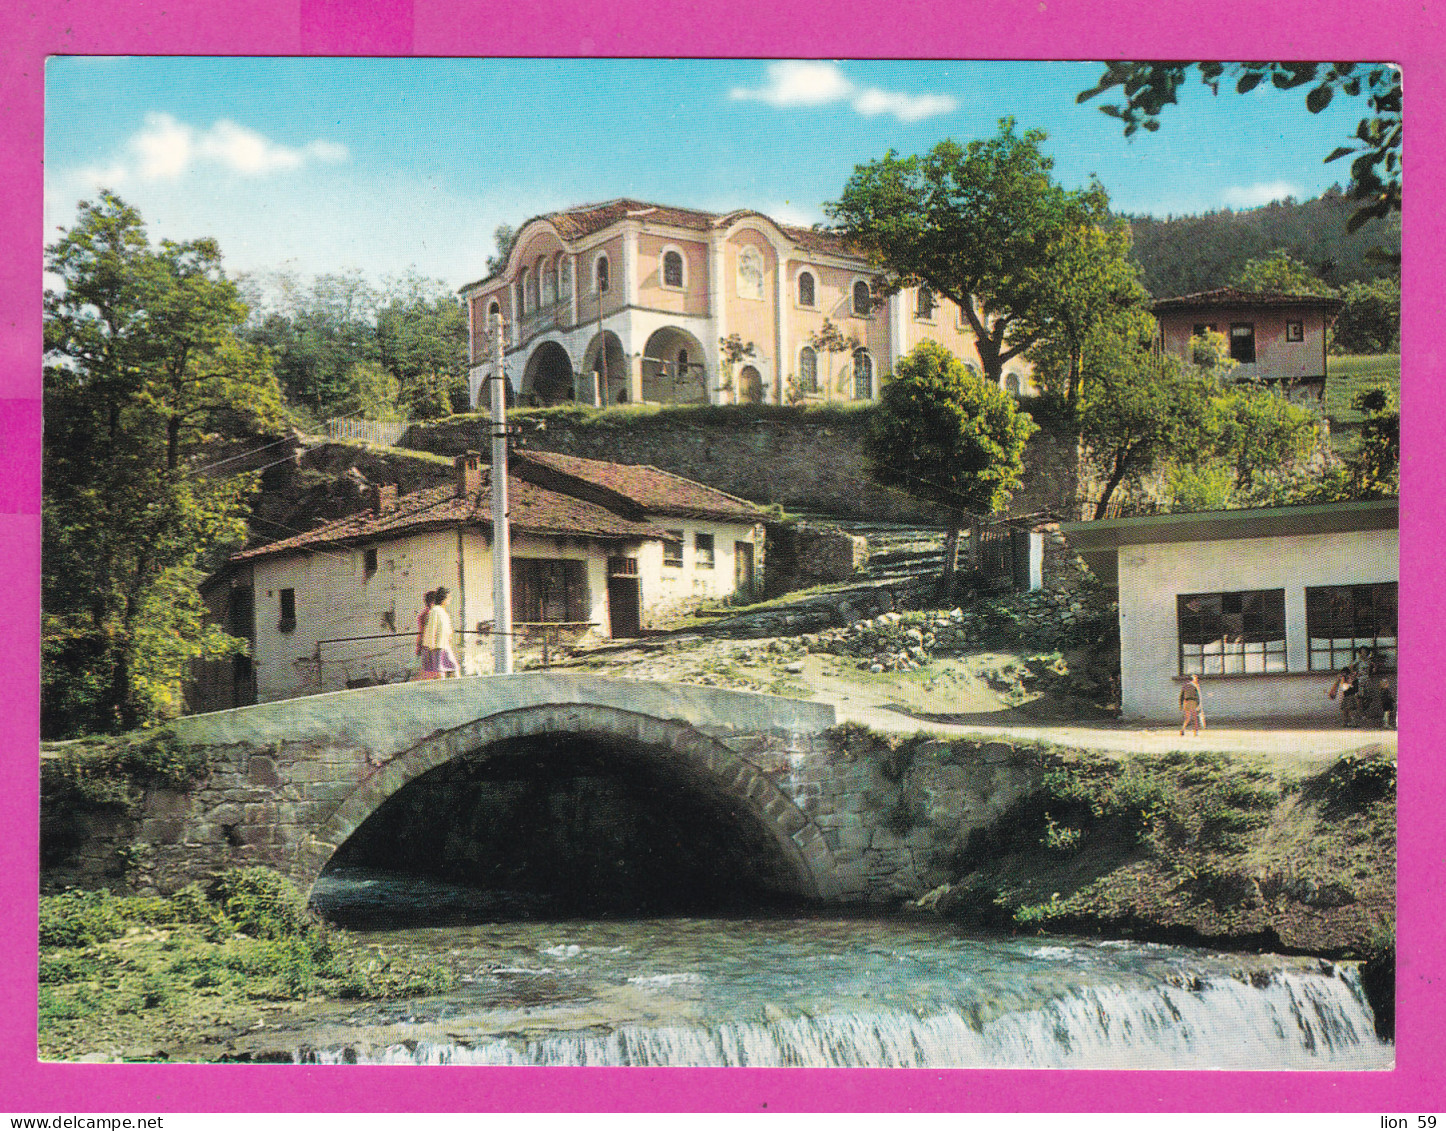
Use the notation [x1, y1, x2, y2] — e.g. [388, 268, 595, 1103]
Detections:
[3, 0, 1440, 1112]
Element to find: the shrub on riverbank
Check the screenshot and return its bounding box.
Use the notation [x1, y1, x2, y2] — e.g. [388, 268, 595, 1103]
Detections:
[39, 869, 456, 1061]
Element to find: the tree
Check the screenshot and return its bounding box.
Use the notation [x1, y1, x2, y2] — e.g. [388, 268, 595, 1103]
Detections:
[1303, 388, 1399, 501]
[1024, 200, 1151, 405]
[1203, 383, 1321, 497]
[1232, 248, 1337, 296]
[486, 223, 518, 277]
[826, 121, 1099, 387]
[43, 193, 274, 735]
[1078, 63, 1401, 234]
[1077, 318, 1215, 518]
[1332, 277, 1400, 354]
[864, 341, 1038, 590]
[376, 282, 469, 418]
[806, 319, 861, 400]
[717, 333, 757, 402]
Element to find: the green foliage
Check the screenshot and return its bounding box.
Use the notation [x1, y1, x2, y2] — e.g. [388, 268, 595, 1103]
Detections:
[826, 120, 1106, 386]
[376, 279, 470, 418]
[1201, 383, 1321, 497]
[40, 889, 132, 948]
[485, 222, 518, 277]
[1080, 63, 1401, 235]
[1299, 387, 1399, 501]
[334, 953, 456, 1000]
[211, 867, 315, 941]
[1232, 248, 1337, 295]
[865, 340, 1038, 534]
[336, 360, 404, 421]
[1333, 278, 1400, 354]
[1078, 316, 1214, 517]
[44, 193, 266, 736]
[1127, 190, 1400, 299]
[1316, 750, 1397, 810]
[1041, 816, 1083, 855]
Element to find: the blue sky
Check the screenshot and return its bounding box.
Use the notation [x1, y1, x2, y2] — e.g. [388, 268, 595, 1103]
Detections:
[44, 57, 1379, 294]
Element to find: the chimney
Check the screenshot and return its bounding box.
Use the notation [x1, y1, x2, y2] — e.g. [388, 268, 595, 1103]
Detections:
[369, 483, 398, 515]
[455, 451, 483, 498]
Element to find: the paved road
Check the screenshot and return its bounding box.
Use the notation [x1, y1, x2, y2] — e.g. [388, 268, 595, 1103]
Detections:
[830, 698, 1394, 764]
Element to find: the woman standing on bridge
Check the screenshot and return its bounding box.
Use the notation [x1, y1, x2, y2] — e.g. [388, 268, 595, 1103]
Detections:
[420, 586, 459, 679]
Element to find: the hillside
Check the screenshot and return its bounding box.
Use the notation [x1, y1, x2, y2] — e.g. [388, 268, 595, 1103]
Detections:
[1127, 189, 1400, 299]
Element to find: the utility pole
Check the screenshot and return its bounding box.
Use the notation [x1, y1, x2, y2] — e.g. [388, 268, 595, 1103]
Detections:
[489, 310, 513, 675]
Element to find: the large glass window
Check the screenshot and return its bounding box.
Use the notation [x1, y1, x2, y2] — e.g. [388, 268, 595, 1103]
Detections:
[1307, 583, 1397, 671]
[1177, 590, 1286, 675]
[916, 284, 936, 319]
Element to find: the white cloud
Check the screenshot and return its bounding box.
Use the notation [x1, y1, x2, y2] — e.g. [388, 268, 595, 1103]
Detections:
[1220, 181, 1302, 209]
[850, 88, 958, 124]
[730, 61, 956, 123]
[74, 113, 349, 188]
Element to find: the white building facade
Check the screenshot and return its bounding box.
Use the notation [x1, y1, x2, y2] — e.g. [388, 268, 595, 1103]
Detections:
[1061, 501, 1398, 722]
[459, 198, 1036, 410]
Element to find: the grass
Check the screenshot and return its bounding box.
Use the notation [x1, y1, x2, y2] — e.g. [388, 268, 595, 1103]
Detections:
[1324, 354, 1399, 431]
[38, 869, 457, 1061]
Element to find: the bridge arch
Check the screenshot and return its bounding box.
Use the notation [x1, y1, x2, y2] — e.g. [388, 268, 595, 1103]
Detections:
[307, 701, 835, 903]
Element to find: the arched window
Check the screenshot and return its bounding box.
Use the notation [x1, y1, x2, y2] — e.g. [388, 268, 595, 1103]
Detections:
[797, 270, 816, 308]
[559, 256, 572, 301]
[737, 245, 764, 301]
[852, 280, 872, 317]
[517, 267, 531, 314]
[853, 349, 873, 400]
[662, 250, 684, 289]
[798, 346, 818, 393]
[540, 257, 556, 307]
[1004, 372, 1022, 396]
[595, 254, 610, 295]
[916, 284, 936, 319]
[487, 299, 500, 327]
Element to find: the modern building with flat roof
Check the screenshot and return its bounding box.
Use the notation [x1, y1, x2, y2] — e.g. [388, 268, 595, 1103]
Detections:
[1060, 499, 1398, 723]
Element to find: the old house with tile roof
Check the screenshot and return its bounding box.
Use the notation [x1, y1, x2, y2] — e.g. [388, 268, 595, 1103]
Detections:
[1153, 288, 1344, 397]
[192, 452, 765, 707]
[459, 198, 1036, 410]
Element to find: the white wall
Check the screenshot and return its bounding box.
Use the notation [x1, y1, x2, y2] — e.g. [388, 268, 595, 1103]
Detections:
[641, 519, 763, 625]
[1117, 527, 1398, 722]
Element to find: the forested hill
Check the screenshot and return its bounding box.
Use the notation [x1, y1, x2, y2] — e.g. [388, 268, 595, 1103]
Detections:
[1126, 188, 1401, 299]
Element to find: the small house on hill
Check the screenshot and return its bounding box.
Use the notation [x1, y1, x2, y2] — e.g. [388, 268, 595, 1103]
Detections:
[1153, 288, 1344, 397]
[1061, 499, 1397, 723]
[192, 452, 765, 707]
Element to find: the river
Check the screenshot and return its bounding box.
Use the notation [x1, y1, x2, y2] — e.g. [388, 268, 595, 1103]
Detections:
[286, 868, 1392, 1069]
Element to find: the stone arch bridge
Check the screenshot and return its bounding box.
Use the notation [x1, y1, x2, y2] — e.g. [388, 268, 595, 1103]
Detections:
[77, 676, 1045, 906]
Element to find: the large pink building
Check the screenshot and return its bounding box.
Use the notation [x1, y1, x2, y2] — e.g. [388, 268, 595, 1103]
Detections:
[459, 198, 1035, 409]
[1152, 288, 1344, 397]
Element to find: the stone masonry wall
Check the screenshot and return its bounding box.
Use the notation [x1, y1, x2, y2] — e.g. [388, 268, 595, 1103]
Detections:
[405, 412, 1083, 524]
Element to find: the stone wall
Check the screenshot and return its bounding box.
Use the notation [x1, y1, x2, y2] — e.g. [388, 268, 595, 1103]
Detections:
[405, 410, 1083, 524]
[41, 677, 1048, 907]
[763, 521, 869, 598]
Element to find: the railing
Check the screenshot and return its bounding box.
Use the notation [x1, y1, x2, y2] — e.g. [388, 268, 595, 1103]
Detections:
[327, 417, 410, 448]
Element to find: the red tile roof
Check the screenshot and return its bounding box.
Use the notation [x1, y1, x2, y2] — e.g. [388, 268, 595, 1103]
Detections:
[231, 470, 665, 564]
[516, 450, 766, 524]
[461, 199, 865, 290]
[1152, 287, 1344, 313]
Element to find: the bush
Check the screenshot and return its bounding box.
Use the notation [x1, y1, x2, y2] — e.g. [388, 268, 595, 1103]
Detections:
[335, 953, 455, 1000]
[211, 868, 314, 940]
[40, 889, 130, 948]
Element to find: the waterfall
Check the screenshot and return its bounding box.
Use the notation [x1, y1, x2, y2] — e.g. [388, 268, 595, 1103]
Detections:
[299, 966, 1391, 1070]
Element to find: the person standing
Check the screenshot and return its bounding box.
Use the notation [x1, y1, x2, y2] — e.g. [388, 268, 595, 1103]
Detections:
[415, 589, 436, 659]
[1379, 679, 1396, 730]
[421, 586, 459, 679]
[1179, 674, 1203, 736]
[1334, 667, 1358, 726]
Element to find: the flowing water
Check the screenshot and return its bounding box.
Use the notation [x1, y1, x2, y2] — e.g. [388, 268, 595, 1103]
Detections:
[289, 868, 1392, 1069]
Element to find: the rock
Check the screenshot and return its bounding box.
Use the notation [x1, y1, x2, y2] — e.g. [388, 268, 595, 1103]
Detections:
[784, 661, 805, 673]
[869, 664, 884, 674]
